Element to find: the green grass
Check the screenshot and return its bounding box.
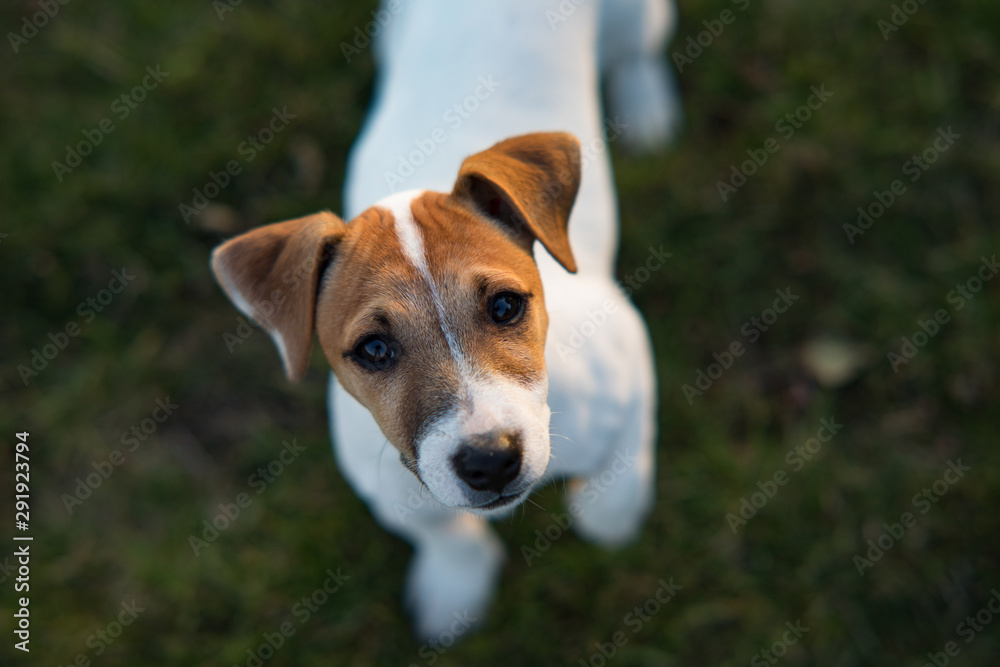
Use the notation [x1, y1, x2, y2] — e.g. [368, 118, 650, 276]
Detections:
[2, 0, 998, 665]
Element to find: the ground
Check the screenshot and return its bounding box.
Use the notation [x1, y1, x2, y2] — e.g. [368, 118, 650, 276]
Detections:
[1, 0, 998, 665]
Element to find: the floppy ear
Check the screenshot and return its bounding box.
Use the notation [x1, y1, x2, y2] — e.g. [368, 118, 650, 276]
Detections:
[451, 132, 581, 273]
[210, 211, 348, 382]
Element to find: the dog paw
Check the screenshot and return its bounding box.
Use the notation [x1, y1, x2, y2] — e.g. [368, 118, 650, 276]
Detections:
[405, 515, 505, 641]
[566, 472, 651, 547]
[606, 58, 682, 152]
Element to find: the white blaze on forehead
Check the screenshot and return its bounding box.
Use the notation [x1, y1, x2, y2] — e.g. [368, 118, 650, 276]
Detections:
[380, 190, 430, 274]
[377, 189, 469, 374]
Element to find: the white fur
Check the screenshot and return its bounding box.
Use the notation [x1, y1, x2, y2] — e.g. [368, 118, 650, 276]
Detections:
[417, 375, 550, 510]
[331, 0, 670, 639]
[404, 513, 504, 639]
[381, 190, 430, 274]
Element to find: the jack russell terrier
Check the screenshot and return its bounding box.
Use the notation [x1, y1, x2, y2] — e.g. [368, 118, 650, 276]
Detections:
[211, 0, 679, 639]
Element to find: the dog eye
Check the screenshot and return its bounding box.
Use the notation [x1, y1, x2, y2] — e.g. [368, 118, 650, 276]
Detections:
[491, 292, 523, 324]
[352, 335, 396, 370]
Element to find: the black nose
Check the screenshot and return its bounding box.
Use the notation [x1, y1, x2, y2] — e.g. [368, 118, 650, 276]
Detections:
[451, 431, 522, 493]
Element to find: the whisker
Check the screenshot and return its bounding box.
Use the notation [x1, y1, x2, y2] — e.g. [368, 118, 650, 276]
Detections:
[524, 495, 545, 512]
[376, 439, 391, 489]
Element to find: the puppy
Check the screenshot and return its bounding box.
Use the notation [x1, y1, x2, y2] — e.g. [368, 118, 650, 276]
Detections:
[211, 0, 678, 638]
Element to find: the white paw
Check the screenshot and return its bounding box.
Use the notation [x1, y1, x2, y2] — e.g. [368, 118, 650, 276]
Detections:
[405, 515, 505, 641]
[566, 467, 652, 547]
[606, 58, 682, 152]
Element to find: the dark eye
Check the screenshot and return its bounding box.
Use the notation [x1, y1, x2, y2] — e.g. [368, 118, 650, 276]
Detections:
[351, 335, 396, 370]
[491, 292, 523, 324]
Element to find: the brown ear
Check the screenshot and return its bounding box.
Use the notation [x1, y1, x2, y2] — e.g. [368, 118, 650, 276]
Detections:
[210, 211, 348, 382]
[451, 132, 581, 273]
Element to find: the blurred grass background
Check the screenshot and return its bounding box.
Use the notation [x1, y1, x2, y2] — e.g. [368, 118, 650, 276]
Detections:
[1, 0, 998, 665]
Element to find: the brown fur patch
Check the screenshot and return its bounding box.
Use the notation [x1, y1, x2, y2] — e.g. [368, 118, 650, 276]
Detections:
[314, 192, 548, 460]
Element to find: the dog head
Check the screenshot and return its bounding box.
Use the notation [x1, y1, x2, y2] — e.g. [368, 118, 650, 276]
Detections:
[211, 132, 581, 513]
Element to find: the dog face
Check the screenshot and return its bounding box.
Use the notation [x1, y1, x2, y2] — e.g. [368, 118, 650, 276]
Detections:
[211, 132, 581, 513]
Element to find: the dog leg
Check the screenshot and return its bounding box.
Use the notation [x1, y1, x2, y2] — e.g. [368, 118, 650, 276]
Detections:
[566, 325, 657, 545]
[599, 0, 682, 151]
[330, 374, 505, 640]
[403, 512, 505, 641]
[348, 461, 506, 642]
